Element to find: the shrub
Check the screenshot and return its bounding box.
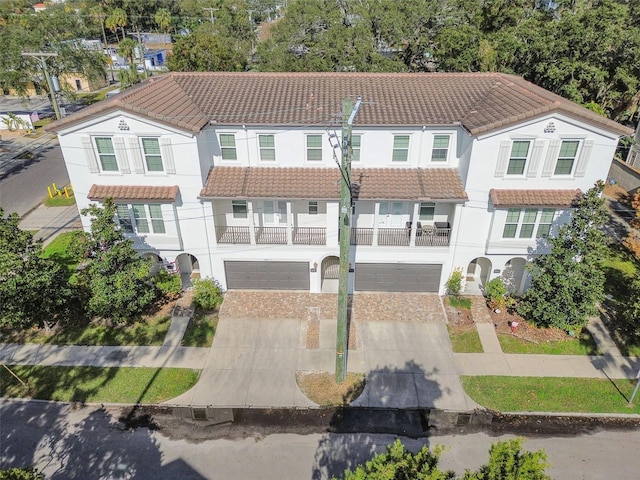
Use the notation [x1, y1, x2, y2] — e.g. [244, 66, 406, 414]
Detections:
[445, 267, 464, 296]
[192, 278, 224, 310]
[448, 296, 472, 309]
[153, 269, 182, 299]
[485, 278, 507, 310]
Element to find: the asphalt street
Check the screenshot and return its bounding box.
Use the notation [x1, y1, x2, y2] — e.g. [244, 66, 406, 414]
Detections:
[1, 400, 639, 480]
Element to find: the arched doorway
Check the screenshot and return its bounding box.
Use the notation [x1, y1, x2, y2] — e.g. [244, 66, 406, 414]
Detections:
[176, 253, 200, 289]
[321, 256, 340, 293]
[502, 257, 527, 293]
[466, 257, 492, 294]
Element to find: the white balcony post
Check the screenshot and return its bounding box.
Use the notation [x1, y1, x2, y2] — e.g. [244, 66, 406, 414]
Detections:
[410, 202, 420, 247]
[286, 201, 293, 245]
[208, 201, 218, 246]
[248, 200, 257, 244]
[373, 202, 380, 246]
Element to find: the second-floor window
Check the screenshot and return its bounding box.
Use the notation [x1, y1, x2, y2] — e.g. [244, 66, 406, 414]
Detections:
[116, 203, 166, 234]
[95, 137, 118, 171]
[309, 201, 318, 215]
[507, 140, 530, 175]
[431, 135, 450, 162]
[306, 134, 322, 161]
[259, 134, 276, 161]
[232, 200, 247, 218]
[554, 140, 580, 175]
[351, 135, 361, 162]
[419, 202, 435, 221]
[220, 134, 237, 160]
[503, 208, 556, 239]
[392, 135, 409, 162]
[141, 138, 163, 172]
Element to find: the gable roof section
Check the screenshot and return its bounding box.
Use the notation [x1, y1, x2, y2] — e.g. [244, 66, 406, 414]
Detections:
[200, 167, 467, 202]
[490, 189, 582, 208]
[88, 184, 179, 202]
[48, 72, 632, 137]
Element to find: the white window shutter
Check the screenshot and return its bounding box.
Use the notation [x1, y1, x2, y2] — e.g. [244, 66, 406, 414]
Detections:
[128, 137, 144, 173]
[113, 137, 130, 174]
[494, 140, 511, 177]
[81, 136, 99, 173]
[541, 139, 561, 177]
[526, 139, 545, 178]
[574, 139, 594, 177]
[160, 138, 176, 174]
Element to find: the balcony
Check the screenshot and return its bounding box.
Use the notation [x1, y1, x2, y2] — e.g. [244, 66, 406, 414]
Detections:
[351, 227, 450, 247]
[255, 227, 287, 244]
[216, 226, 250, 244]
[292, 227, 326, 245]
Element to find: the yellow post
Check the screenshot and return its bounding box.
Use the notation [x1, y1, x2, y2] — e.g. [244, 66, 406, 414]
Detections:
[52, 182, 62, 196]
[47, 186, 54, 198]
[64, 187, 70, 198]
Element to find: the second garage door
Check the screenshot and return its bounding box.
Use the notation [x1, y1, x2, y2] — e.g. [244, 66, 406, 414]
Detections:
[355, 263, 442, 292]
[225, 261, 310, 290]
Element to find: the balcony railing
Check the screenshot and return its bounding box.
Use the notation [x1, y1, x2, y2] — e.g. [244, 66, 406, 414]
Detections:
[216, 226, 251, 244]
[292, 227, 326, 245]
[255, 226, 288, 244]
[378, 227, 410, 246]
[350, 227, 450, 246]
[415, 228, 451, 246]
[350, 228, 373, 245]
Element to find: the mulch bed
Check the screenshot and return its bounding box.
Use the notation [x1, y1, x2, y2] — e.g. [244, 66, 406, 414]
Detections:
[490, 308, 573, 344]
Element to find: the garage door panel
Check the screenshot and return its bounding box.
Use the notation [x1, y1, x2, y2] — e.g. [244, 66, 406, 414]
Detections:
[355, 263, 441, 292]
[225, 261, 310, 290]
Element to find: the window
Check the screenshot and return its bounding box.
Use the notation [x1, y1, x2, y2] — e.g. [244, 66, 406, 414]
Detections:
[392, 135, 409, 162]
[351, 134, 361, 162]
[507, 141, 530, 175]
[232, 200, 247, 219]
[309, 201, 318, 215]
[141, 138, 163, 171]
[116, 204, 165, 234]
[259, 134, 276, 161]
[116, 204, 133, 233]
[419, 202, 435, 221]
[554, 140, 580, 175]
[306, 134, 323, 161]
[431, 135, 450, 162]
[220, 134, 237, 160]
[95, 137, 118, 171]
[502, 208, 556, 239]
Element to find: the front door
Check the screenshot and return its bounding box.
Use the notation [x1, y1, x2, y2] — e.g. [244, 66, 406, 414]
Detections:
[378, 202, 404, 227]
[263, 200, 288, 226]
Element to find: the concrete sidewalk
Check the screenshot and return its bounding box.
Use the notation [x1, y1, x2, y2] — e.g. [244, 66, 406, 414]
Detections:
[19, 204, 81, 245]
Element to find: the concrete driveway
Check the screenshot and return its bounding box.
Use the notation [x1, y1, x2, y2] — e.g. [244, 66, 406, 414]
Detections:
[169, 292, 478, 411]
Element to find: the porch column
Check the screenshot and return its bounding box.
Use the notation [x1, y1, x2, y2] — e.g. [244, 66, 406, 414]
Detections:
[410, 202, 420, 247]
[372, 202, 380, 246]
[208, 201, 218, 246]
[286, 201, 293, 245]
[247, 200, 257, 244]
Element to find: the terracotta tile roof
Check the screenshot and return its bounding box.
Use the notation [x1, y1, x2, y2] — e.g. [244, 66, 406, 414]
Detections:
[47, 72, 632, 137]
[490, 189, 582, 208]
[200, 167, 467, 202]
[88, 185, 179, 202]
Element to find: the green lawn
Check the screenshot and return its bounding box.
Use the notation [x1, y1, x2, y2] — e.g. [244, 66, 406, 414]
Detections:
[42, 230, 85, 272]
[497, 329, 600, 355]
[181, 309, 218, 347]
[462, 376, 640, 414]
[447, 326, 483, 353]
[1, 365, 200, 403]
[44, 194, 76, 207]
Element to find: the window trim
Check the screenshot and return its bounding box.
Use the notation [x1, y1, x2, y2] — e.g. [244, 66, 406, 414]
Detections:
[506, 140, 531, 176]
[554, 139, 580, 176]
[430, 134, 450, 162]
[232, 200, 248, 219]
[502, 208, 556, 239]
[258, 134, 276, 162]
[140, 137, 164, 172]
[219, 133, 238, 161]
[306, 134, 323, 162]
[419, 202, 435, 221]
[351, 134, 361, 162]
[308, 201, 318, 215]
[392, 134, 410, 162]
[116, 203, 166, 235]
[94, 136, 118, 172]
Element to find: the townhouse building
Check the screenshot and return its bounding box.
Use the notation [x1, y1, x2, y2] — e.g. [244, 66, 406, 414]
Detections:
[49, 72, 632, 294]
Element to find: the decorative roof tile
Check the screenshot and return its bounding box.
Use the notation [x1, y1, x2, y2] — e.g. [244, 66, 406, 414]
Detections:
[490, 189, 582, 208]
[200, 167, 467, 202]
[48, 72, 632, 137]
[88, 185, 179, 202]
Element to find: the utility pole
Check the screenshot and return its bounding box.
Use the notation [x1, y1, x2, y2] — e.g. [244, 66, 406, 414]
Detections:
[202, 7, 218, 24]
[98, 14, 115, 83]
[335, 96, 362, 383]
[21, 52, 61, 120]
[134, 26, 148, 79]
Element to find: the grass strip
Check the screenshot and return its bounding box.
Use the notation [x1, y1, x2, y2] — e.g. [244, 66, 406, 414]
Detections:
[1, 365, 199, 404]
[181, 310, 218, 347]
[462, 376, 640, 414]
[43, 195, 76, 207]
[42, 230, 84, 272]
[448, 326, 483, 353]
[497, 330, 600, 355]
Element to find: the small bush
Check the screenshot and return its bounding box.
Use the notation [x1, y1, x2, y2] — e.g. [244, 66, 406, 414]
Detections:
[192, 278, 224, 310]
[449, 296, 472, 309]
[153, 269, 182, 299]
[445, 267, 464, 295]
[485, 277, 507, 310]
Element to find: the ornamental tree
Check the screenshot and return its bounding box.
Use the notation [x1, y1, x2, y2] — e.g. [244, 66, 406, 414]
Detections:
[517, 183, 608, 331]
